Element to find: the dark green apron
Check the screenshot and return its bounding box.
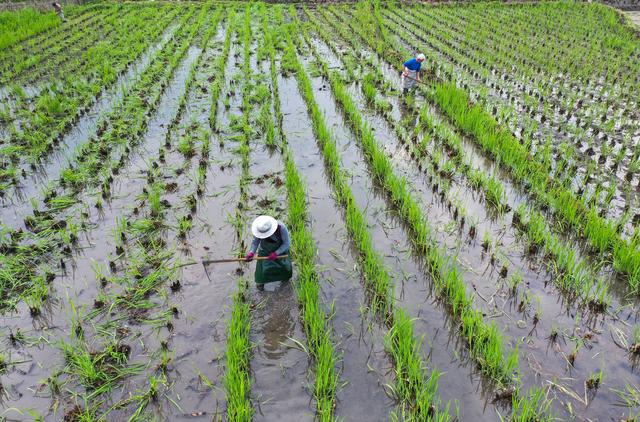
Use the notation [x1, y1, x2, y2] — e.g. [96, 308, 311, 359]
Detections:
[255, 237, 292, 284]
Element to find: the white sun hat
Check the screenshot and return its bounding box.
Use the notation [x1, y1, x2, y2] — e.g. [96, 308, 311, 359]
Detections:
[416, 53, 426, 61]
[251, 215, 278, 239]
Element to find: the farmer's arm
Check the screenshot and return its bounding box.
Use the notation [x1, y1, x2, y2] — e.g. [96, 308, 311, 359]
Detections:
[274, 224, 290, 255]
[403, 58, 414, 76]
[250, 236, 260, 254]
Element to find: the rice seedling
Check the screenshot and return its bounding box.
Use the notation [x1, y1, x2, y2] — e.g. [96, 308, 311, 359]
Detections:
[225, 276, 253, 421]
[586, 369, 603, 390]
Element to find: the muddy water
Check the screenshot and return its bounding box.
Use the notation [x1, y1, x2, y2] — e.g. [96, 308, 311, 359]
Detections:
[278, 73, 395, 420]
[243, 57, 314, 420]
[308, 18, 640, 421]
[0, 22, 180, 230]
[152, 28, 244, 420]
[0, 28, 208, 420]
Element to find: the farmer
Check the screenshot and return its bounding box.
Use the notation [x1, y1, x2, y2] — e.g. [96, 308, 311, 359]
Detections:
[401, 53, 426, 94]
[245, 215, 292, 290]
[52, 2, 66, 22]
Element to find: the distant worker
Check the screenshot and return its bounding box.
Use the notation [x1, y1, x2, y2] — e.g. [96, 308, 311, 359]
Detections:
[401, 53, 426, 95]
[245, 215, 292, 290]
[52, 2, 66, 22]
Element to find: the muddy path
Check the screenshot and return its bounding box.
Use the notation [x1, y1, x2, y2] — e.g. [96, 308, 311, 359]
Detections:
[247, 55, 313, 420]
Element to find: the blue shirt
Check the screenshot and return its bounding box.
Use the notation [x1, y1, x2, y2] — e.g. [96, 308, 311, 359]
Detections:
[404, 58, 421, 72]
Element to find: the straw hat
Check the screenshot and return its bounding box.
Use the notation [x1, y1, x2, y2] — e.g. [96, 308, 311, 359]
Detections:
[251, 215, 278, 239]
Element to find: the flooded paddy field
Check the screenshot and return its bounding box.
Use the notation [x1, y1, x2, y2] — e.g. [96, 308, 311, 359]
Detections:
[0, 1, 639, 421]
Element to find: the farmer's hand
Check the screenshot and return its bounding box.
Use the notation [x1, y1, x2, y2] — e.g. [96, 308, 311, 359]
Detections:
[267, 252, 278, 261]
[246, 252, 255, 262]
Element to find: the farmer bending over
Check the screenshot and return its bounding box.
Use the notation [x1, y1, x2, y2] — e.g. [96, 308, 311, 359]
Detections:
[402, 53, 425, 94]
[246, 215, 292, 290]
[52, 2, 66, 22]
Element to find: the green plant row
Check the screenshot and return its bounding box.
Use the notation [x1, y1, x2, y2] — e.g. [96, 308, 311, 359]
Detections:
[284, 10, 451, 420]
[208, 8, 234, 132]
[224, 6, 254, 420]
[266, 7, 340, 420]
[225, 277, 253, 421]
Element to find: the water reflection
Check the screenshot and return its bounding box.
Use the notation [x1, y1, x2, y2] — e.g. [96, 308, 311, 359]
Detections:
[254, 281, 296, 360]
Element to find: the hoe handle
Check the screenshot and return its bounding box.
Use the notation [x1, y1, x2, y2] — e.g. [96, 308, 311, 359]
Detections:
[402, 73, 428, 85]
[177, 255, 289, 267]
[204, 255, 289, 264]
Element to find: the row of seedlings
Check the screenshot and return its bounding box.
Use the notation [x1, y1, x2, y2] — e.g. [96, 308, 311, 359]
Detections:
[283, 11, 451, 421]
[266, 7, 340, 420]
[224, 6, 254, 421]
[294, 9, 553, 420]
